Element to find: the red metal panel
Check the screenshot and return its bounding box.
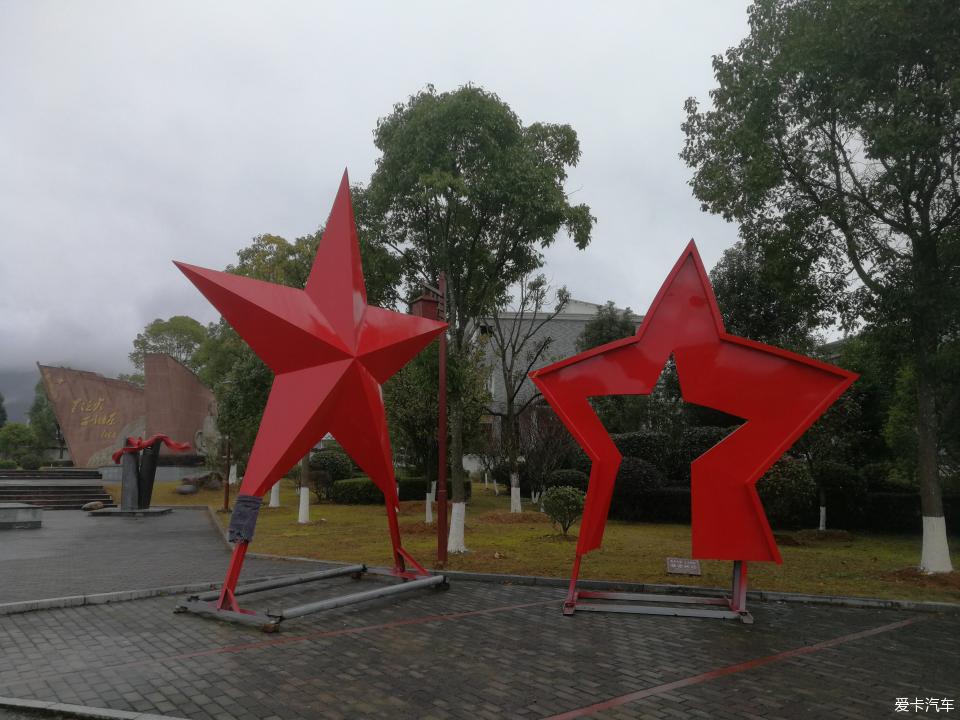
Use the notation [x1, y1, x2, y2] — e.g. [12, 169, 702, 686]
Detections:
[176, 171, 446, 601]
[530, 241, 858, 565]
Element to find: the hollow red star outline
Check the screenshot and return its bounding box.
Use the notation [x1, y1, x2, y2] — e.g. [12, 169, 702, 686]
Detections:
[531, 241, 857, 564]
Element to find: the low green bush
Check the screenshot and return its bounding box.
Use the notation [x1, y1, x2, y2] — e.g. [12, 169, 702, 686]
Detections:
[329, 475, 472, 505]
[542, 486, 585, 536]
[636, 487, 691, 523]
[311, 450, 354, 501]
[329, 477, 382, 504]
[611, 430, 669, 466]
[0, 459, 17, 469]
[546, 468, 589, 493]
[756, 459, 818, 529]
[610, 456, 665, 521]
[18, 454, 42, 471]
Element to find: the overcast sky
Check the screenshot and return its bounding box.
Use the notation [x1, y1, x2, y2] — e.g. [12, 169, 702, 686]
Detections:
[0, 1, 750, 377]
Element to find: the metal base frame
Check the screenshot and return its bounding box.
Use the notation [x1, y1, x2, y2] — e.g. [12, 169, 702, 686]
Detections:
[563, 558, 753, 624]
[176, 564, 448, 632]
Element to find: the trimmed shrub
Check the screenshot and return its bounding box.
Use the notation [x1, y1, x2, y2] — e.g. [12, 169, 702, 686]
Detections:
[611, 430, 670, 473]
[18, 454, 42, 471]
[330, 475, 472, 505]
[610, 456, 665, 521]
[674, 426, 733, 483]
[546, 468, 589, 493]
[311, 450, 353, 501]
[637, 487, 691, 523]
[542, 486, 585, 536]
[756, 459, 818, 529]
[0, 459, 17, 469]
[329, 477, 382, 504]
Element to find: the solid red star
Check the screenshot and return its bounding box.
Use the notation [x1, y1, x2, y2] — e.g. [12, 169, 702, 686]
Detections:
[531, 241, 857, 565]
[175, 171, 445, 584]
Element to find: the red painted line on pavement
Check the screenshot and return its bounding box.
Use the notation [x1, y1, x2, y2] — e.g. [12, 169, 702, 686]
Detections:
[543, 615, 927, 720]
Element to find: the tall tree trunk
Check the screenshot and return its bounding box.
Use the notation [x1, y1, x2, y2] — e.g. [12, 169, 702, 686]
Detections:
[912, 240, 952, 573]
[447, 395, 468, 553]
[818, 486, 827, 532]
[916, 365, 952, 572]
[506, 410, 522, 513]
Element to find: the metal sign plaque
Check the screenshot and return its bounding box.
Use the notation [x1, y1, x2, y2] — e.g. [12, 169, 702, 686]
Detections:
[665, 557, 702, 576]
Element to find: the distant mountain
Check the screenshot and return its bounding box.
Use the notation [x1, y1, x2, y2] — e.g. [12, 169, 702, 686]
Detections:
[0, 367, 40, 423]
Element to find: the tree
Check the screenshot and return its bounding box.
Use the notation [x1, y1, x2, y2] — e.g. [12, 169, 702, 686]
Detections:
[0, 422, 37, 464]
[682, 0, 959, 572]
[362, 84, 594, 551]
[575, 301, 636, 352]
[384, 340, 489, 485]
[27, 381, 60, 453]
[486, 275, 569, 511]
[574, 302, 679, 434]
[129, 316, 207, 373]
[0, 391, 6, 428]
[710, 241, 830, 353]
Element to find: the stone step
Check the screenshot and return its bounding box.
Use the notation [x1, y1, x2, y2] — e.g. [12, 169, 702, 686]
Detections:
[0, 485, 110, 497]
[0, 470, 102, 479]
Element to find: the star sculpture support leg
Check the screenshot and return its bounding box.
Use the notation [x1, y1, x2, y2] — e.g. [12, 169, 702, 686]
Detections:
[176, 172, 445, 612]
[531, 241, 858, 619]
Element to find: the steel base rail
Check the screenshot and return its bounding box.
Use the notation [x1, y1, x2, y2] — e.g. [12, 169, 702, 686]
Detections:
[176, 565, 448, 632]
[189, 565, 365, 602]
[279, 574, 447, 619]
[563, 560, 753, 624]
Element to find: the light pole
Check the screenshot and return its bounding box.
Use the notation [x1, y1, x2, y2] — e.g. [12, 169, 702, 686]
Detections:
[436, 273, 448, 567]
[409, 274, 448, 566]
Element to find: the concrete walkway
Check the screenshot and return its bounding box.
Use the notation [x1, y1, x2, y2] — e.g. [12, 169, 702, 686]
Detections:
[0, 510, 956, 719]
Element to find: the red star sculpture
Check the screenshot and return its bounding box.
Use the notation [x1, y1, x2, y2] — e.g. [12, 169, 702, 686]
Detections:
[175, 172, 446, 611]
[530, 241, 857, 612]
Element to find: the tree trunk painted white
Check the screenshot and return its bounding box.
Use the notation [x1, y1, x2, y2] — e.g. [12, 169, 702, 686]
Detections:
[509, 470, 521, 512]
[483, 471, 489, 487]
[819, 505, 826, 531]
[298, 485, 310, 524]
[228, 464, 238, 485]
[447, 502, 467, 553]
[425, 493, 433, 524]
[269, 483, 281, 508]
[920, 516, 953, 573]
[430, 481, 437, 502]
[530, 490, 540, 504]
[493, 479, 499, 495]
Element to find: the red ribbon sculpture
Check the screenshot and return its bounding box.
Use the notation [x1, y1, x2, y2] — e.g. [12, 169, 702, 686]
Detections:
[176, 172, 446, 614]
[531, 241, 857, 616]
[111, 434, 191, 464]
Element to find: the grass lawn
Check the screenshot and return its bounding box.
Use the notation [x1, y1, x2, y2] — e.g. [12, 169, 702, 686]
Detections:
[132, 480, 960, 603]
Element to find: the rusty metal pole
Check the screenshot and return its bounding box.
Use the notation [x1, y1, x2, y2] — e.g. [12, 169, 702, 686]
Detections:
[436, 272, 449, 566]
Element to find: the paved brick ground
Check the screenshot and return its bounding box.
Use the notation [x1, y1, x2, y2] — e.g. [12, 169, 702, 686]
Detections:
[0, 510, 318, 603]
[0, 511, 957, 719]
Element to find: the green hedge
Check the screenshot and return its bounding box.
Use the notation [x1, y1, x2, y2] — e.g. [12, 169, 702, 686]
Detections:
[18, 454, 42, 471]
[546, 468, 589, 493]
[0, 459, 17, 469]
[609, 457, 665, 521]
[330, 476, 472, 505]
[756, 459, 818, 529]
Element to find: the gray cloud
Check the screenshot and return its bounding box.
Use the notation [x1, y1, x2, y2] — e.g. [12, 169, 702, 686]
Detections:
[0, 0, 749, 375]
